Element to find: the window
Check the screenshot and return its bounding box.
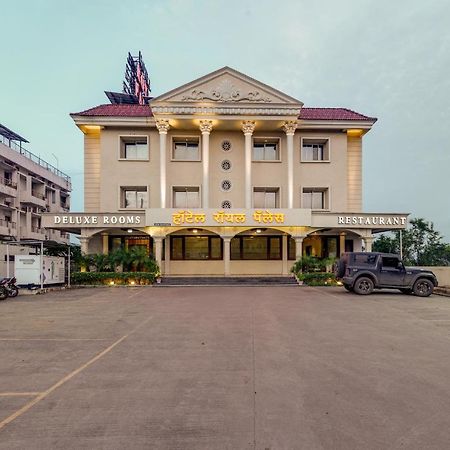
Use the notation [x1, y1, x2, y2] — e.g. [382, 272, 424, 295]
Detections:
[120, 137, 148, 160]
[231, 236, 282, 260]
[301, 138, 330, 162]
[172, 138, 200, 160]
[253, 188, 279, 208]
[170, 236, 223, 260]
[253, 139, 279, 161]
[121, 187, 148, 209]
[382, 256, 401, 270]
[173, 187, 200, 208]
[302, 188, 328, 209]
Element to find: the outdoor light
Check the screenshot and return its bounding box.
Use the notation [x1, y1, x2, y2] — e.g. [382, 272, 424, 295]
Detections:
[109, 281, 115, 285]
[192, 229, 198, 233]
[256, 229, 262, 234]
[127, 229, 133, 233]
[130, 280, 135, 285]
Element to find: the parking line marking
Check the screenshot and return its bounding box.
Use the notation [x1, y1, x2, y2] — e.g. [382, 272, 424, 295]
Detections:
[0, 393, 42, 397]
[0, 313, 153, 431]
[0, 338, 109, 341]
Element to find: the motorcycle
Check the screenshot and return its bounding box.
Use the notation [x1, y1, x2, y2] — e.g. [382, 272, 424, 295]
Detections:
[0, 277, 19, 300]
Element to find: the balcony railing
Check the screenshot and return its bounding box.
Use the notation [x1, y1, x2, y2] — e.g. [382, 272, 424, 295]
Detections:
[0, 134, 71, 184]
[31, 190, 46, 200]
[0, 176, 17, 189]
[0, 219, 16, 228]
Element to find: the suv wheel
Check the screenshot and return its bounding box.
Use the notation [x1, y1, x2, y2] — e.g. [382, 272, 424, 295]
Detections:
[412, 278, 434, 297]
[353, 277, 374, 295]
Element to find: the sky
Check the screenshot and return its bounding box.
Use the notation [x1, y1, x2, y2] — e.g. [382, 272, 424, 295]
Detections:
[1, 0, 449, 238]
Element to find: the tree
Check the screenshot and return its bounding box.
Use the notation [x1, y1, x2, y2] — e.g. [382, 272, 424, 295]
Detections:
[373, 218, 450, 266]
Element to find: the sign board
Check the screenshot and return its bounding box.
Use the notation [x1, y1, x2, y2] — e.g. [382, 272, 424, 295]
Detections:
[42, 210, 409, 230]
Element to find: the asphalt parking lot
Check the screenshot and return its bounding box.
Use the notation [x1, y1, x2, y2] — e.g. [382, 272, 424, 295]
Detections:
[1, 286, 450, 450]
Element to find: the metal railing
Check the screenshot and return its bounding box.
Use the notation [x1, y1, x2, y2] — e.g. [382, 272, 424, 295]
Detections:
[0, 176, 17, 189]
[0, 135, 71, 184]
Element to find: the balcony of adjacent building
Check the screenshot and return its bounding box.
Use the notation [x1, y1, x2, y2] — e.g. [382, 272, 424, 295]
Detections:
[21, 179, 47, 209]
[0, 163, 18, 198]
[20, 224, 46, 241]
[46, 228, 70, 243]
[0, 218, 17, 238]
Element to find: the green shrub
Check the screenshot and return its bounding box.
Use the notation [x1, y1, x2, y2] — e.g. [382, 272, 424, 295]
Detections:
[71, 272, 157, 285]
[297, 272, 338, 286]
[291, 256, 337, 274]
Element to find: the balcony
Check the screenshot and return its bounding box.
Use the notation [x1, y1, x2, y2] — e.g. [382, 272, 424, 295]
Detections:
[0, 176, 17, 198]
[0, 219, 17, 238]
[21, 225, 45, 240]
[21, 190, 47, 208]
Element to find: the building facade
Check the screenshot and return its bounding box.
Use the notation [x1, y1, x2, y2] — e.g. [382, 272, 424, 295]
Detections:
[0, 123, 71, 275]
[43, 67, 408, 276]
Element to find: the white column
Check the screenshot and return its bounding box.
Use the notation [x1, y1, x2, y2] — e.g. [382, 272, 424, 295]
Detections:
[364, 236, 374, 252]
[222, 236, 232, 276]
[79, 235, 89, 255]
[156, 119, 170, 208]
[282, 234, 288, 275]
[294, 237, 304, 261]
[283, 121, 298, 209]
[154, 237, 163, 272]
[200, 120, 213, 208]
[164, 237, 170, 275]
[242, 121, 256, 209]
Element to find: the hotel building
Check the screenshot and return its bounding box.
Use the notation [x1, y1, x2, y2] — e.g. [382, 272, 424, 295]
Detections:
[43, 66, 407, 276]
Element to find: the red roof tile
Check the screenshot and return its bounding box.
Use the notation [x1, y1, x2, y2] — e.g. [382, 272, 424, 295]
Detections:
[72, 104, 152, 117]
[72, 104, 376, 122]
[300, 107, 376, 122]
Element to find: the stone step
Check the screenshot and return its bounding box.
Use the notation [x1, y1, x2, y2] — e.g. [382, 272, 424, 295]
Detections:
[157, 276, 299, 286]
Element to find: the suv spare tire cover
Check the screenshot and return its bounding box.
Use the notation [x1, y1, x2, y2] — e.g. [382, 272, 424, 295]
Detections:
[335, 259, 346, 278]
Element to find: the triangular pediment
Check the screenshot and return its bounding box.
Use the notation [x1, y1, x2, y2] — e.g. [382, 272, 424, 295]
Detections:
[151, 67, 303, 107]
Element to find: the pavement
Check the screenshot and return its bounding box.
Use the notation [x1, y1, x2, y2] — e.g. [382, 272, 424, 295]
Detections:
[0, 286, 450, 450]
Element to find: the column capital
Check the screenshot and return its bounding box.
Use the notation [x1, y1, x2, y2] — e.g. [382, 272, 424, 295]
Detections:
[241, 120, 256, 135]
[199, 120, 213, 134]
[282, 120, 298, 135]
[156, 119, 170, 134]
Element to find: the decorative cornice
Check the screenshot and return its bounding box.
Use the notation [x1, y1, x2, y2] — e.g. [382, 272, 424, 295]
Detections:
[282, 120, 298, 135]
[151, 106, 300, 116]
[181, 78, 272, 103]
[199, 120, 213, 134]
[242, 120, 256, 135]
[155, 119, 170, 133]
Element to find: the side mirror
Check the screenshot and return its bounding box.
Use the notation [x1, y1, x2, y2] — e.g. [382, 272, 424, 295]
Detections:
[397, 261, 404, 270]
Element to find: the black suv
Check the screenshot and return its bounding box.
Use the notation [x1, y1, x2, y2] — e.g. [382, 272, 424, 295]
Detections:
[335, 252, 438, 297]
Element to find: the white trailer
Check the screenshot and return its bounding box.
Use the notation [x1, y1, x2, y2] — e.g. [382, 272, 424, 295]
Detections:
[15, 255, 65, 287]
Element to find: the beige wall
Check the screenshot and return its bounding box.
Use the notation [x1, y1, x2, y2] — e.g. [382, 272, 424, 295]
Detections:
[209, 131, 245, 208]
[347, 135, 362, 212]
[91, 126, 356, 213]
[84, 129, 101, 212]
[98, 128, 159, 211]
[418, 267, 450, 287]
[295, 131, 348, 211]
